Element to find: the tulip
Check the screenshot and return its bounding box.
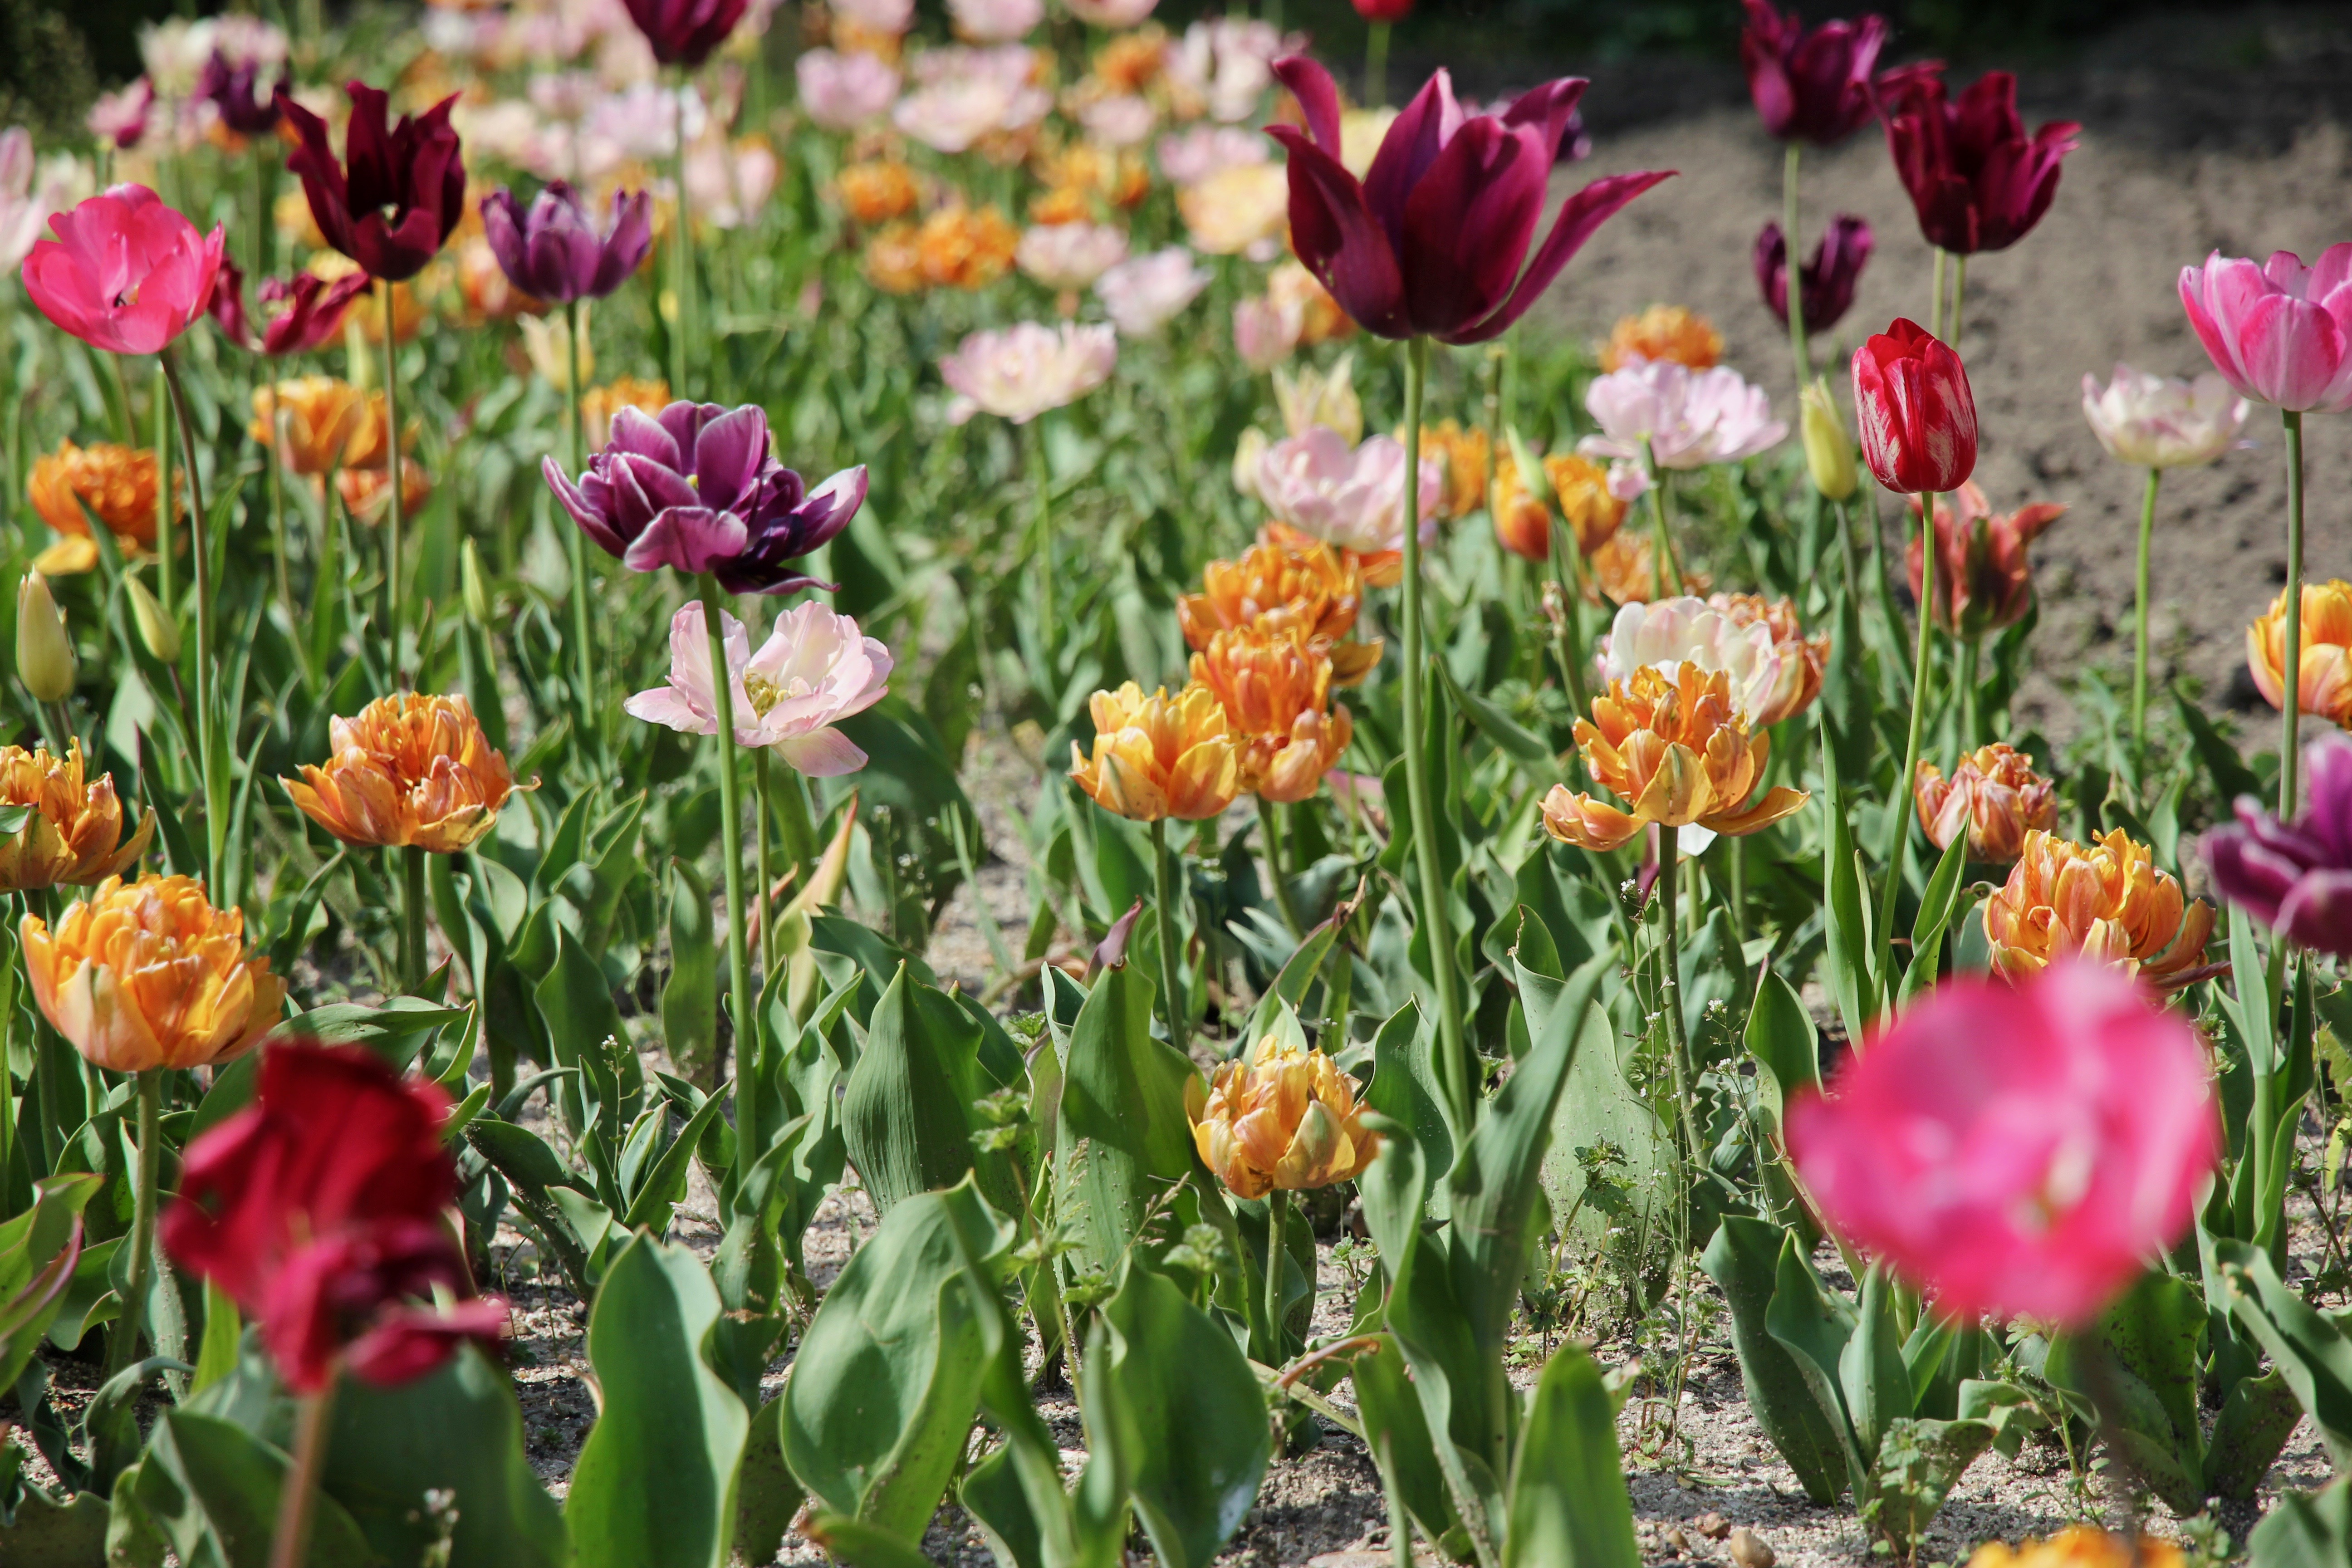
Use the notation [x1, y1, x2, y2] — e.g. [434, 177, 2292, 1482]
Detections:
[1233, 295, 1299, 372]
[1188, 1034, 1379, 1201]
[0, 742, 154, 892]
[835, 161, 919, 226]
[1353, 0, 1413, 18]
[1585, 534, 1665, 606]
[627, 600, 892, 777]
[27, 441, 166, 573]
[196, 48, 284, 138]
[1159, 125, 1268, 186]
[1967, 1529, 2189, 1568]
[1268, 57, 1671, 345]
[126, 575, 179, 664]
[1754, 214, 1872, 335]
[1014, 220, 1128, 292]
[1410, 420, 1491, 521]
[1549, 452, 1632, 554]
[1094, 246, 1212, 338]
[283, 693, 524, 855]
[1071, 0, 1158, 24]
[1785, 960, 2220, 1326]
[1539, 664, 1809, 854]
[279, 83, 466, 284]
[1880, 68, 2078, 258]
[949, 0, 1042, 42]
[1914, 743, 2056, 865]
[162, 1041, 509, 1395]
[1272, 355, 1362, 443]
[2081, 363, 2249, 470]
[1851, 318, 1976, 494]
[940, 321, 1117, 425]
[1598, 305, 1722, 373]
[87, 81, 155, 152]
[581, 377, 673, 449]
[2204, 731, 2352, 960]
[907, 205, 1020, 291]
[1176, 162, 1289, 258]
[1904, 481, 2064, 642]
[20, 186, 225, 356]
[1738, 0, 1889, 146]
[209, 259, 373, 357]
[2246, 580, 2352, 729]
[1799, 380, 1859, 502]
[250, 378, 368, 478]
[1178, 534, 1382, 686]
[1189, 625, 1353, 804]
[15, 571, 75, 704]
[0, 133, 86, 276]
[1982, 828, 2219, 991]
[622, 0, 751, 65]
[796, 48, 902, 132]
[480, 181, 652, 305]
[1711, 593, 1828, 725]
[1255, 428, 1442, 557]
[1582, 360, 1788, 472]
[543, 402, 867, 593]
[1595, 596, 1785, 725]
[892, 49, 1051, 156]
[1068, 681, 1241, 823]
[1489, 453, 1556, 563]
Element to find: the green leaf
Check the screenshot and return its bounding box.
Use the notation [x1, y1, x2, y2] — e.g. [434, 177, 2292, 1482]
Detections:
[1821, 783, 1874, 1038]
[1502, 1341, 1641, 1568]
[1900, 831, 1969, 1002]
[566, 1232, 750, 1568]
[1349, 1329, 1461, 1553]
[2247, 1477, 2352, 1568]
[2174, 684, 2263, 807]
[840, 965, 983, 1215]
[734, 1396, 804, 1568]
[618, 1082, 731, 1232]
[1362, 1003, 1450, 1214]
[1741, 972, 1819, 1149]
[662, 858, 719, 1088]
[132, 1410, 377, 1568]
[1051, 960, 1200, 1278]
[802, 1514, 944, 1568]
[0, 1174, 101, 1393]
[1838, 1265, 1912, 1464]
[1697, 1218, 1845, 1504]
[1763, 1231, 1867, 1493]
[291, 997, 470, 1067]
[2217, 1238, 2352, 1465]
[0, 1478, 109, 1564]
[2208, 1368, 2304, 1502]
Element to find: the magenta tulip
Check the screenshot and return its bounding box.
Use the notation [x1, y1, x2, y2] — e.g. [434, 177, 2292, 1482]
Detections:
[2205, 731, 2352, 958]
[1754, 212, 1872, 333]
[208, 256, 371, 357]
[279, 83, 466, 284]
[1739, 0, 1890, 146]
[1787, 960, 2220, 1326]
[1266, 57, 1671, 346]
[1851, 317, 1976, 494]
[480, 181, 653, 305]
[20, 186, 225, 356]
[1880, 67, 2078, 256]
[2179, 246, 2352, 414]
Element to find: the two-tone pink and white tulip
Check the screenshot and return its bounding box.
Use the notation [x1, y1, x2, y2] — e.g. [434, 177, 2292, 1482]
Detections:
[795, 49, 901, 132]
[1254, 427, 1441, 555]
[1014, 221, 1127, 292]
[2180, 247, 2352, 413]
[1596, 597, 1786, 724]
[1580, 360, 1787, 472]
[627, 601, 892, 776]
[2081, 363, 2249, 468]
[1095, 246, 1211, 338]
[941, 321, 1117, 425]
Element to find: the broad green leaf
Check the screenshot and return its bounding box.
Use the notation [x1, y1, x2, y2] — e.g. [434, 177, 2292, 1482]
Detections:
[803, 1514, 944, 1568]
[1051, 960, 1199, 1278]
[1362, 1003, 1449, 1215]
[1838, 1265, 1912, 1464]
[132, 1410, 376, 1568]
[1741, 972, 1819, 1148]
[1348, 1329, 1461, 1553]
[2247, 1476, 2352, 1568]
[841, 964, 985, 1215]
[1900, 831, 1969, 1002]
[0, 1480, 108, 1564]
[1697, 1218, 1844, 1504]
[2208, 1368, 2304, 1502]
[0, 1174, 100, 1393]
[734, 1396, 803, 1568]
[1763, 1230, 1867, 1492]
[1502, 1342, 1640, 1568]
[2217, 1238, 2352, 1465]
[662, 858, 719, 1088]
[1820, 781, 1874, 1039]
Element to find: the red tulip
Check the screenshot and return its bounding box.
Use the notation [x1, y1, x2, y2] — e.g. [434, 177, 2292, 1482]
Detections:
[20, 186, 225, 356]
[1267, 57, 1671, 346]
[622, 0, 752, 66]
[208, 255, 371, 357]
[1787, 960, 2219, 1327]
[161, 1040, 505, 1394]
[1352, 0, 1414, 19]
[1850, 317, 1976, 494]
[1739, 0, 1890, 146]
[1903, 481, 2064, 640]
[1753, 213, 1872, 334]
[1879, 66, 2078, 255]
[279, 83, 466, 284]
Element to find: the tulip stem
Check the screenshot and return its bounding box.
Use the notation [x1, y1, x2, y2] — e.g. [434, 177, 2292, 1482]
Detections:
[155, 363, 174, 612]
[1652, 843, 1706, 1179]
[1547, 517, 1591, 719]
[1640, 436, 1682, 594]
[2281, 409, 2305, 816]
[1258, 795, 1305, 936]
[1958, 636, 1980, 757]
[103, 1068, 162, 1381]
[1400, 337, 1470, 1130]
[1364, 21, 1389, 109]
[2131, 466, 2161, 759]
[700, 573, 761, 1161]
[1947, 254, 1969, 349]
[1027, 419, 1056, 678]
[1262, 1189, 1290, 1362]
[379, 279, 409, 688]
[1782, 143, 1810, 389]
[1878, 490, 1939, 1015]
[1150, 816, 1186, 1057]
[158, 350, 222, 897]
[268, 1385, 338, 1568]
[564, 299, 599, 744]
[670, 71, 693, 397]
[399, 845, 426, 992]
[1929, 248, 1947, 343]
[755, 748, 776, 978]
[268, 394, 294, 629]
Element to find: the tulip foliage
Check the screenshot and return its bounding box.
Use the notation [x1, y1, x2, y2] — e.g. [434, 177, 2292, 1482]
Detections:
[0, 3, 2350, 1567]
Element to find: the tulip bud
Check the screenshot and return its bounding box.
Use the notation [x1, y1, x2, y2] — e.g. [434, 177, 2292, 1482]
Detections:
[1801, 380, 1859, 502]
[1231, 426, 1268, 500]
[126, 573, 180, 663]
[16, 572, 77, 703]
[1851, 318, 1977, 494]
[461, 539, 493, 625]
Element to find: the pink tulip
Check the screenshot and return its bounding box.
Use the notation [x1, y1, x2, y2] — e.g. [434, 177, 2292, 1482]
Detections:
[2180, 247, 2352, 413]
[21, 186, 225, 356]
[626, 600, 892, 776]
[1786, 960, 2219, 1327]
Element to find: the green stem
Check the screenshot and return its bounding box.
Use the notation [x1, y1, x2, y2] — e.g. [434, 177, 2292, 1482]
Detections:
[400, 844, 426, 992]
[1258, 795, 1305, 936]
[251, 147, 270, 295]
[701, 576, 760, 1158]
[755, 747, 776, 978]
[155, 363, 174, 624]
[1263, 1188, 1290, 1362]
[1640, 436, 1682, 594]
[670, 73, 693, 395]
[1832, 493, 1862, 613]
[2282, 410, 2305, 816]
[1930, 247, 1947, 343]
[1947, 253, 1968, 348]
[158, 350, 221, 894]
[1877, 491, 1939, 1013]
[1653, 842, 1706, 1177]
[1151, 816, 1186, 1057]
[103, 1069, 162, 1378]
[1364, 20, 1389, 108]
[267, 389, 292, 627]
[268, 1385, 338, 1568]
[379, 279, 407, 686]
[1399, 338, 1470, 1130]
[564, 299, 598, 736]
[2131, 466, 2161, 758]
[1547, 519, 1592, 717]
[1958, 636, 1980, 757]
[1782, 143, 1809, 389]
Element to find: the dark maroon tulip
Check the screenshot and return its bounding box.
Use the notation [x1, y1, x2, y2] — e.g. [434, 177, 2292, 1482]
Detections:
[1754, 213, 1873, 333]
[1739, 0, 1890, 145]
[279, 82, 466, 284]
[542, 402, 867, 594]
[1879, 67, 2078, 255]
[197, 49, 286, 139]
[209, 256, 372, 356]
[1267, 57, 1671, 347]
[622, 0, 751, 67]
[480, 182, 653, 305]
[2206, 733, 2352, 959]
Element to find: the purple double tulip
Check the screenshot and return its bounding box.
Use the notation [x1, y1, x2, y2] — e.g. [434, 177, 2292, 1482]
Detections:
[622, 0, 751, 67]
[480, 182, 653, 305]
[1754, 213, 1873, 333]
[198, 49, 286, 139]
[2205, 733, 2352, 959]
[543, 402, 866, 595]
[1880, 67, 2078, 256]
[1266, 58, 1671, 346]
[1738, 0, 1889, 146]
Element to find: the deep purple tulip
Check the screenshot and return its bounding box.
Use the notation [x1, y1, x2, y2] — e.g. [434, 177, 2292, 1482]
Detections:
[279, 83, 466, 284]
[197, 49, 286, 139]
[1739, 0, 1890, 146]
[208, 256, 372, 356]
[542, 403, 866, 595]
[2205, 733, 2352, 959]
[622, 0, 751, 67]
[1754, 213, 1873, 333]
[480, 182, 653, 305]
[1266, 57, 1671, 347]
[1879, 67, 2078, 256]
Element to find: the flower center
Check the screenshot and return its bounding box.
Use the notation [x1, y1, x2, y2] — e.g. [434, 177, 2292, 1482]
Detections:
[740, 671, 811, 716]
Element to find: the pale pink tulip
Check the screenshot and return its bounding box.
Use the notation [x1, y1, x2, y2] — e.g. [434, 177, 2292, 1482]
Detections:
[1256, 428, 1442, 555]
[88, 82, 157, 151]
[1156, 123, 1265, 185]
[1016, 221, 1128, 291]
[941, 321, 1117, 424]
[1068, 0, 1158, 23]
[1076, 93, 1156, 147]
[1582, 360, 1786, 471]
[1095, 246, 1210, 336]
[627, 600, 892, 776]
[950, 0, 1043, 42]
[1163, 19, 1294, 123]
[796, 48, 900, 131]
[892, 48, 1050, 154]
[684, 135, 779, 230]
[21, 185, 224, 356]
[1786, 960, 2220, 1326]
[1233, 295, 1300, 371]
[0, 131, 86, 274]
[2081, 363, 2249, 469]
[2180, 247, 2352, 413]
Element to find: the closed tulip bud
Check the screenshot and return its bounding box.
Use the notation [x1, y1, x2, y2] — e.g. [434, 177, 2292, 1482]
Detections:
[16, 571, 76, 703]
[126, 574, 180, 664]
[1800, 379, 1859, 501]
[1851, 318, 1977, 495]
[461, 539, 492, 626]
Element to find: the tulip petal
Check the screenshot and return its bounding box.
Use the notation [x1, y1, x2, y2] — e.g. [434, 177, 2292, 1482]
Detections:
[1269, 55, 1342, 156]
[1265, 129, 1409, 338]
[772, 726, 869, 778]
[1449, 168, 1676, 345]
[1397, 118, 1545, 343]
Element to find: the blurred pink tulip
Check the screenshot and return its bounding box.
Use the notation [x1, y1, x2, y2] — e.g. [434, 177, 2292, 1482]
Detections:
[1786, 960, 2219, 1327]
[21, 185, 225, 356]
[1255, 428, 1441, 555]
[940, 321, 1116, 424]
[2180, 247, 2352, 413]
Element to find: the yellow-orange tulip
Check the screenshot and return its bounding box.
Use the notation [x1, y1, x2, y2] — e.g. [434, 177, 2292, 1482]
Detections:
[1094, 30, 1165, 92]
[1490, 452, 1555, 563]
[582, 377, 674, 450]
[1189, 626, 1352, 804]
[1068, 681, 1240, 822]
[250, 377, 369, 477]
[1599, 304, 1723, 372]
[1540, 664, 1809, 853]
[1965, 1528, 2184, 1568]
[1176, 535, 1382, 686]
[862, 221, 926, 294]
[283, 693, 522, 853]
[22, 873, 286, 1073]
[1267, 261, 1352, 348]
[918, 205, 1019, 290]
[28, 441, 167, 574]
[2247, 579, 2352, 727]
[1915, 744, 2057, 865]
[837, 160, 920, 225]
[1982, 828, 2217, 990]
[1186, 1033, 1378, 1200]
[1710, 593, 1828, 726]
[0, 742, 153, 891]
[1549, 451, 1629, 556]
[336, 459, 432, 525]
[1407, 419, 1490, 521]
